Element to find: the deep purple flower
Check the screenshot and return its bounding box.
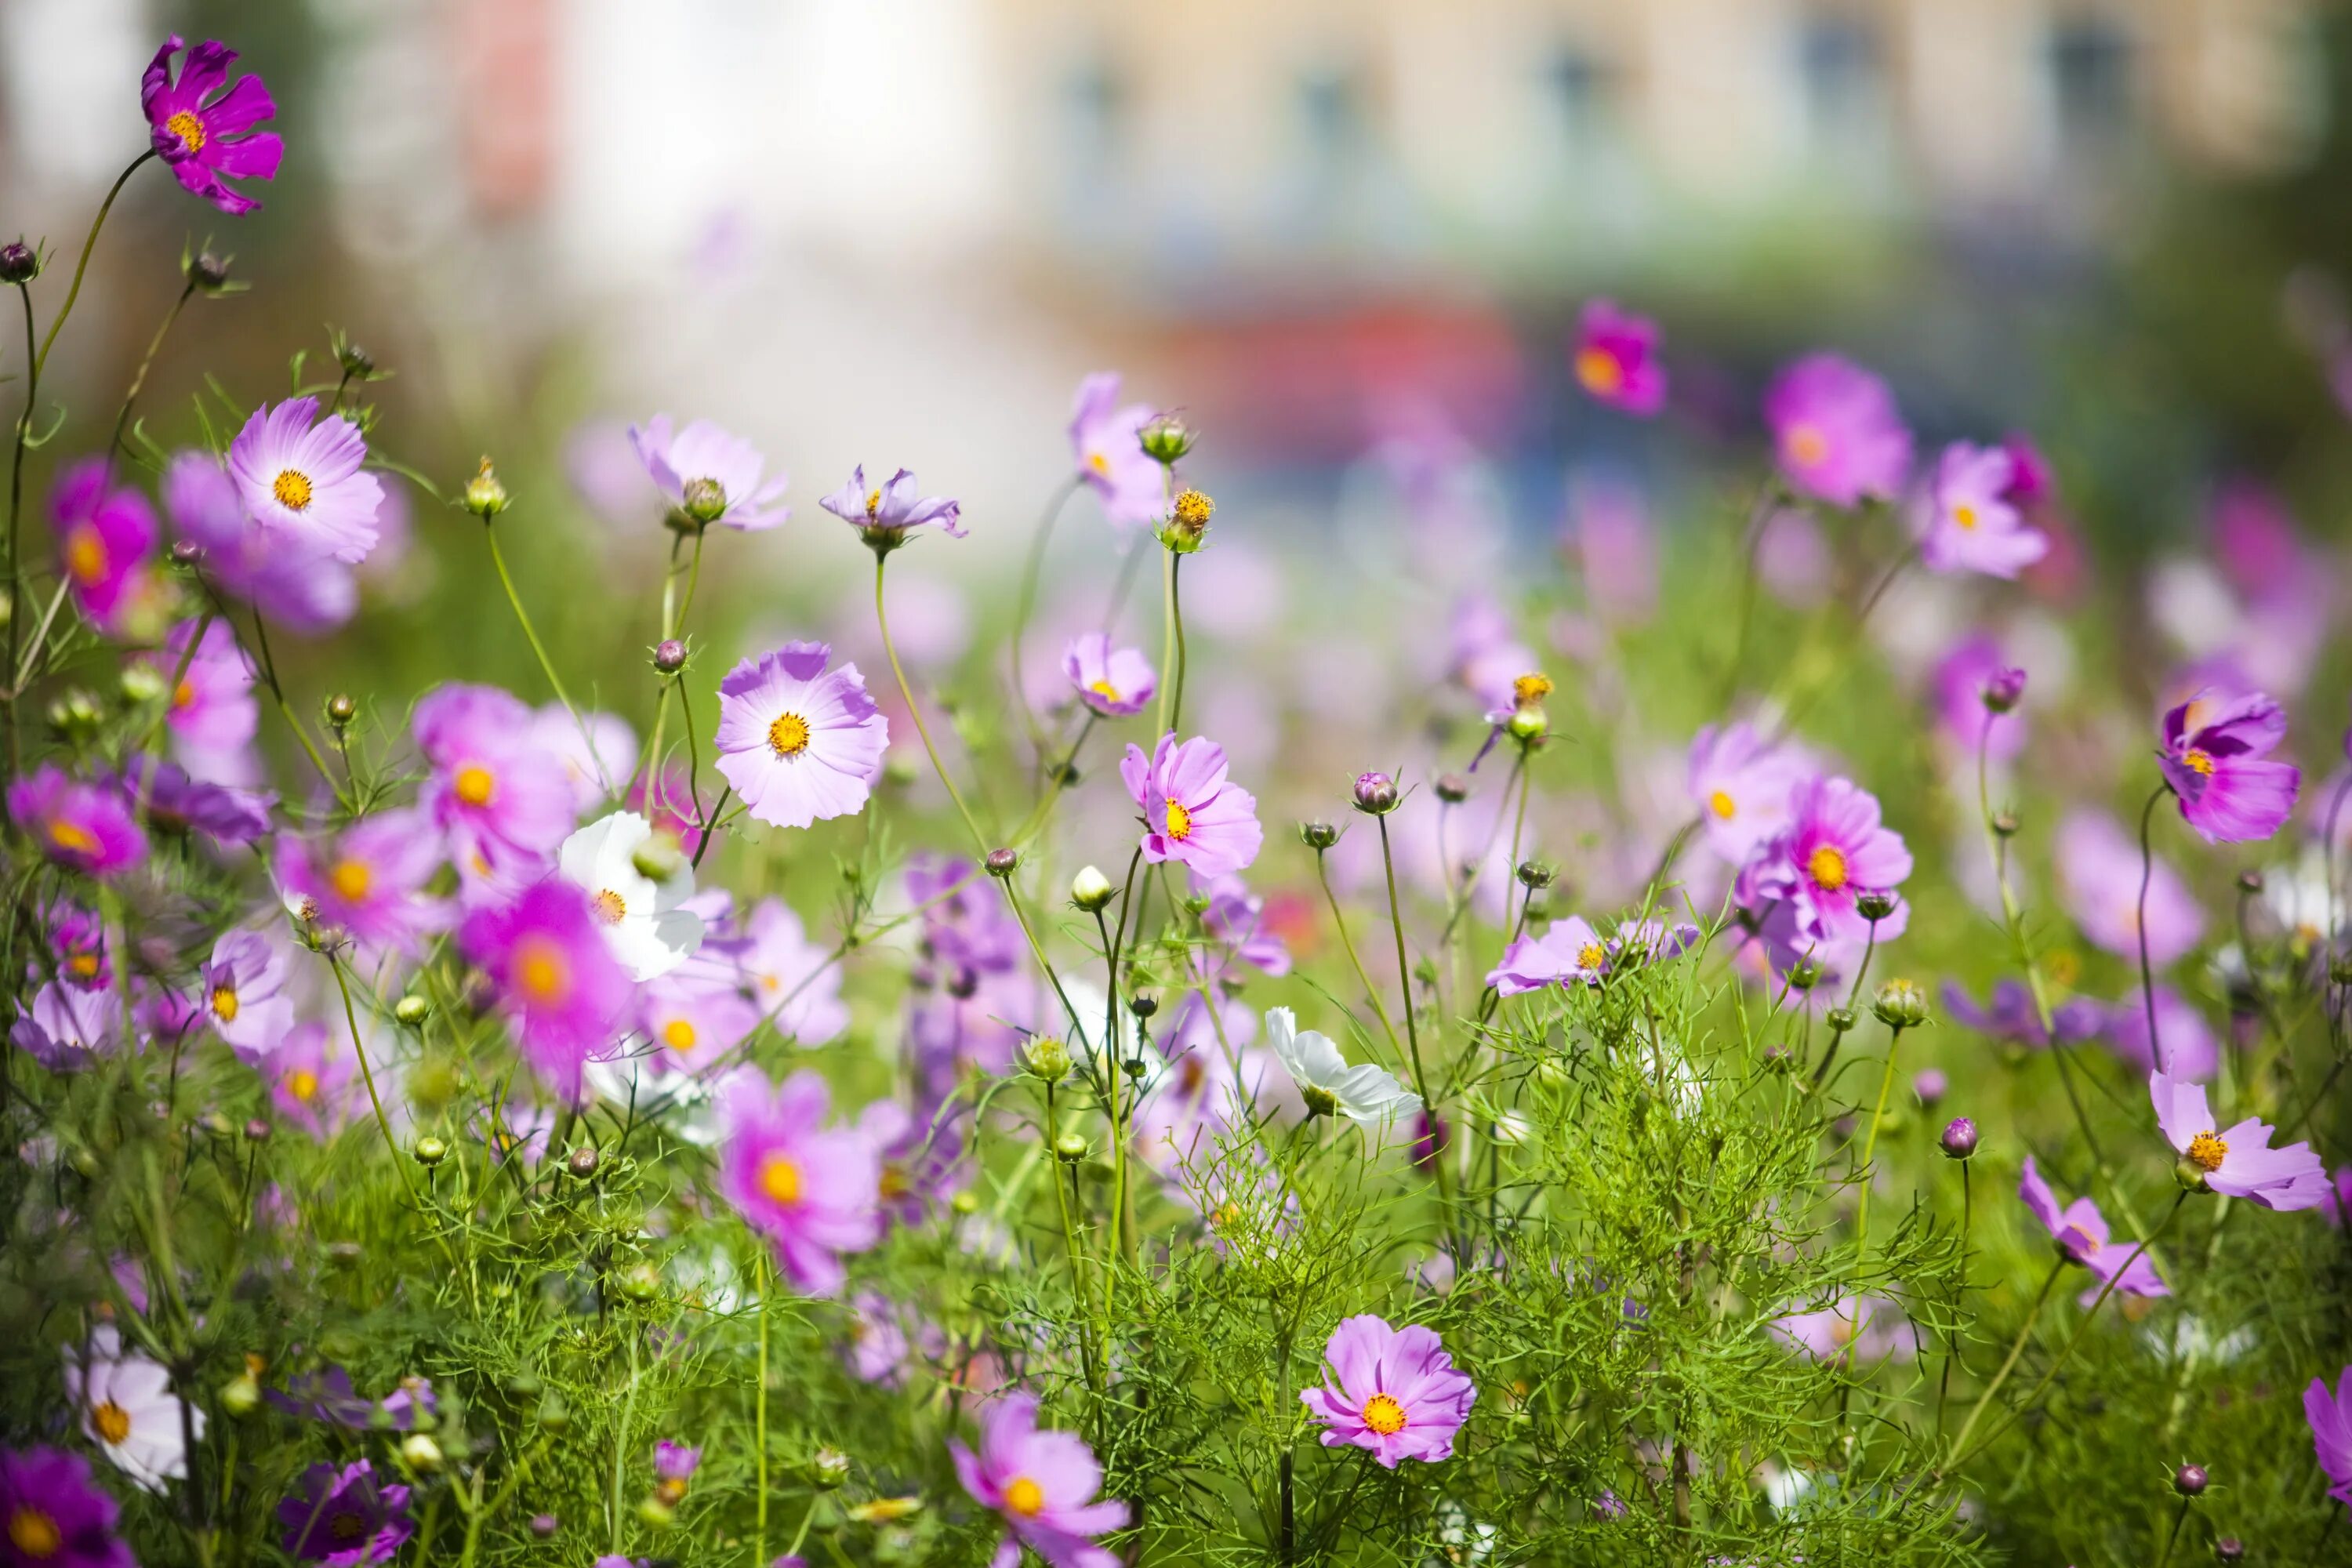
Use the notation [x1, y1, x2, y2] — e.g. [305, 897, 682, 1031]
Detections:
[132, 757, 274, 845]
[2019, 1155, 2168, 1305]
[1062, 633, 1155, 718]
[265, 1367, 435, 1432]
[1486, 916, 1609, 996]
[415, 684, 579, 876]
[1740, 775, 1911, 946]
[1301, 1315, 1476, 1468]
[276, 808, 448, 958]
[2151, 1069, 2329, 1210]
[2308, 1366, 2352, 1515]
[630, 415, 788, 532]
[1120, 734, 1262, 879]
[1763, 354, 1912, 507]
[142, 35, 282, 213]
[52, 459, 159, 637]
[2055, 808, 2203, 965]
[1686, 722, 1813, 864]
[276, 1461, 413, 1565]
[7, 766, 145, 877]
[1571, 299, 1667, 416]
[950, 1392, 1129, 1568]
[1069, 373, 1166, 529]
[2102, 985, 2218, 1080]
[1939, 979, 2103, 1050]
[162, 448, 357, 633]
[714, 642, 887, 830]
[227, 397, 384, 564]
[818, 466, 964, 540]
[2160, 688, 2302, 844]
[459, 881, 632, 1102]
[0, 1445, 133, 1568]
[1916, 442, 2049, 579]
[717, 1069, 881, 1295]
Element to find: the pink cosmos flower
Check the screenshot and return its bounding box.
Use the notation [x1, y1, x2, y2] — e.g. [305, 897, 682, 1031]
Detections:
[735, 898, 851, 1046]
[278, 810, 448, 956]
[1120, 734, 1262, 879]
[1686, 722, 1813, 863]
[1062, 633, 1155, 718]
[1763, 353, 1912, 507]
[1486, 916, 1609, 996]
[162, 449, 357, 633]
[639, 971, 760, 1077]
[2159, 688, 2302, 844]
[1570, 299, 1667, 415]
[1770, 1295, 1915, 1365]
[199, 927, 297, 1063]
[818, 466, 964, 541]
[52, 459, 159, 637]
[2151, 1069, 2328, 1210]
[1569, 474, 1658, 625]
[1301, 1315, 1476, 1468]
[1916, 441, 2049, 579]
[2310, 1366, 2352, 1515]
[2102, 985, 2218, 1080]
[714, 642, 887, 830]
[1069, 373, 1166, 528]
[142, 36, 282, 214]
[10, 981, 123, 1073]
[533, 705, 634, 815]
[413, 684, 579, 875]
[145, 618, 257, 775]
[845, 1290, 938, 1388]
[1194, 873, 1290, 978]
[1741, 775, 1911, 946]
[460, 881, 633, 1102]
[267, 1023, 361, 1141]
[629, 415, 788, 532]
[716, 1069, 881, 1294]
[2018, 1155, 2168, 1306]
[8, 767, 145, 877]
[2054, 808, 2202, 966]
[227, 397, 384, 564]
[0, 1444, 134, 1568]
[950, 1392, 1130, 1568]
[133, 758, 273, 847]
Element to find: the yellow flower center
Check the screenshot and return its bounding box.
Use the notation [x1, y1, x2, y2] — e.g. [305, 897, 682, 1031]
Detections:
[759, 1152, 802, 1205]
[67, 953, 100, 979]
[328, 858, 372, 902]
[1004, 1476, 1046, 1517]
[1786, 424, 1831, 467]
[453, 764, 495, 806]
[865, 487, 884, 518]
[47, 820, 99, 856]
[64, 524, 107, 584]
[165, 109, 205, 152]
[2187, 1130, 2228, 1172]
[1951, 503, 1979, 531]
[1171, 489, 1214, 529]
[591, 889, 627, 925]
[273, 469, 314, 511]
[1577, 942, 1606, 971]
[93, 1399, 132, 1445]
[8, 1505, 61, 1559]
[1708, 789, 1737, 820]
[880, 1163, 910, 1200]
[1807, 844, 1849, 891]
[1512, 672, 1554, 707]
[1164, 799, 1194, 841]
[1361, 1392, 1408, 1436]
[662, 1018, 697, 1053]
[2181, 747, 2216, 777]
[286, 1069, 319, 1102]
[173, 679, 196, 710]
[1575, 346, 1624, 396]
[211, 985, 239, 1023]
[768, 713, 811, 757]
[1088, 680, 1122, 702]
[1087, 452, 1112, 477]
[514, 935, 572, 1006]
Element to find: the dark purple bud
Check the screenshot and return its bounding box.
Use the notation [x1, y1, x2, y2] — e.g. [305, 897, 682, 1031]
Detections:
[1352, 771, 1399, 815]
[0, 241, 36, 285]
[1434, 773, 1469, 804]
[2235, 868, 2263, 895]
[171, 539, 205, 566]
[2173, 1463, 2208, 1497]
[244, 1118, 273, 1142]
[984, 848, 1019, 878]
[187, 250, 230, 292]
[1940, 1116, 1979, 1160]
[653, 639, 687, 675]
[1982, 666, 2027, 713]
[529, 1514, 560, 1541]
[1127, 993, 1159, 1020]
[2213, 1537, 2243, 1563]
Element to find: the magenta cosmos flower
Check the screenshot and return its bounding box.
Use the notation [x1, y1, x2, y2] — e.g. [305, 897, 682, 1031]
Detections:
[1069, 372, 1166, 529]
[1120, 734, 1262, 879]
[717, 1069, 881, 1294]
[1742, 775, 1912, 946]
[227, 397, 385, 564]
[2308, 1367, 2352, 1515]
[818, 466, 964, 543]
[950, 1392, 1129, 1568]
[1570, 299, 1667, 416]
[142, 36, 282, 214]
[1764, 353, 1912, 507]
[7, 767, 144, 878]
[52, 459, 159, 637]
[1301, 1315, 1476, 1468]
[277, 808, 448, 957]
[1686, 721, 1813, 863]
[414, 684, 579, 874]
[268, 1023, 361, 1141]
[1916, 441, 2049, 579]
[1062, 633, 1155, 718]
[0, 1445, 133, 1568]
[460, 881, 633, 1102]
[630, 415, 788, 532]
[714, 641, 887, 830]
[2159, 688, 2302, 844]
[2151, 1069, 2328, 1210]
[163, 449, 358, 633]
[276, 1460, 414, 1566]
[2019, 1155, 2168, 1305]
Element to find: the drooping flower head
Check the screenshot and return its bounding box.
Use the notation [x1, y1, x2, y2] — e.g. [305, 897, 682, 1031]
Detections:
[1264, 1007, 1420, 1127]
[1570, 299, 1667, 415]
[950, 1392, 1130, 1568]
[717, 1069, 882, 1294]
[1069, 373, 1167, 528]
[714, 641, 887, 831]
[413, 684, 579, 874]
[6, 766, 145, 877]
[1917, 441, 2049, 579]
[276, 1460, 415, 1566]
[63, 1325, 201, 1493]
[557, 811, 704, 982]
[142, 36, 281, 212]
[460, 880, 633, 1102]
[1685, 722, 1812, 864]
[162, 448, 358, 633]
[818, 465, 964, 546]
[1741, 775, 1912, 946]
[629, 415, 788, 532]
[1062, 633, 1156, 718]
[2159, 688, 2302, 844]
[2308, 1366, 2352, 1515]
[1763, 353, 1912, 507]
[2018, 1155, 2168, 1305]
[2151, 1069, 2328, 1210]
[1120, 734, 1262, 878]
[1300, 1315, 1477, 1468]
[51, 459, 160, 636]
[227, 397, 385, 564]
[276, 808, 448, 957]
[0, 1445, 133, 1568]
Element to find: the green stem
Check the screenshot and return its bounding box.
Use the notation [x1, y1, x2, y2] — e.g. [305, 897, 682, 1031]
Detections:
[1376, 813, 1453, 1219]
[2135, 782, 2171, 1070]
[756, 1250, 771, 1564]
[103, 281, 195, 481]
[1312, 848, 1407, 1073]
[32, 152, 154, 379]
[1940, 1258, 2063, 1467]
[1168, 550, 1188, 734]
[486, 524, 579, 718]
[874, 552, 986, 849]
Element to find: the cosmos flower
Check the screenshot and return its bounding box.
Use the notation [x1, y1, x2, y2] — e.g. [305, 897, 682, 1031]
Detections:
[1062, 633, 1156, 718]
[1763, 353, 1912, 507]
[716, 1069, 882, 1294]
[639, 971, 760, 1077]
[1740, 775, 1912, 947]
[162, 448, 357, 633]
[2309, 1366, 2352, 1515]
[1570, 299, 1667, 416]
[267, 1022, 361, 1141]
[2159, 688, 2302, 844]
[734, 897, 851, 1046]
[143, 617, 258, 776]
[1300, 1315, 1477, 1468]
[1931, 633, 2027, 762]
[630, 415, 788, 532]
[142, 35, 282, 213]
[132, 757, 274, 847]
[1685, 722, 1812, 864]
[0, 1445, 133, 1568]
[533, 705, 636, 815]
[459, 880, 633, 1101]
[1939, 980, 2104, 1050]
[1486, 916, 1610, 995]
[47, 904, 110, 989]
[1916, 442, 2049, 579]
[2053, 808, 2202, 967]
[2018, 1155, 2168, 1305]
[276, 808, 448, 958]
[2102, 985, 2219, 1081]
[414, 684, 579, 875]
[950, 1392, 1130, 1568]
[63, 1325, 201, 1493]
[714, 642, 887, 831]
[844, 1290, 940, 1388]
[7, 766, 145, 878]
[1194, 873, 1290, 978]
[1769, 1295, 1915, 1365]
[819, 466, 964, 542]
[227, 397, 384, 564]
[265, 1368, 435, 1432]
[276, 1460, 414, 1565]
[51, 459, 159, 637]
[557, 811, 704, 982]
[9, 981, 124, 1073]
[1069, 372, 1167, 529]
[652, 1440, 702, 1506]
[1120, 734, 1262, 879]
[199, 927, 298, 1063]
[2151, 1069, 2328, 1210]
[1264, 1006, 1420, 1127]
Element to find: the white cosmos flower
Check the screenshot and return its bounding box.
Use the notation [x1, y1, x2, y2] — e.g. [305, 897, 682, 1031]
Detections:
[63, 1324, 201, 1492]
[1263, 1006, 1421, 1127]
[557, 811, 704, 982]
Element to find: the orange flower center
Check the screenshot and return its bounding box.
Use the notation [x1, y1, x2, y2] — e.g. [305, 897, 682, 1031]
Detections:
[273, 469, 314, 511]
[1513, 671, 1554, 707]
[1164, 799, 1193, 841]
[591, 889, 627, 925]
[759, 1152, 802, 1205]
[1786, 424, 1831, 467]
[329, 858, 372, 902]
[1004, 1476, 1046, 1516]
[64, 524, 108, 584]
[1361, 1392, 1407, 1435]
[1574, 346, 1624, 396]
[1577, 942, 1606, 971]
[46, 820, 99, 856]
[1951, 503, 1980, 531]
[2187, 1130, 2228, 1172]
[67, 953, 100, 979]
[662, 1018, 697, 1053]
[453, 764, 495, 806]
[8, 1505, 61, 1558]
[173, 679, 197, 710]
[865, 486, 884, 519]
[1807, 844, 1849, 891]
[93, 1399, 132, 1445]
[514, 935, 572, 1006]
[1087, 452, 1112, 477]
[211, 985, 240, 1023]
[768, 713, 811, 757]
[286, 1069, 319, 1102]
[1708, 789, 1737, 820]
[2181, 748, 2216, 777]
[165, 110, 205, 152]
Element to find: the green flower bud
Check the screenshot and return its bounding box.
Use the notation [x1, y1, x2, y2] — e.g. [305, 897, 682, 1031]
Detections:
[1070, 865, 1114, 912]
[1138, 415, 1196, 466]
[1020, 1036, 1070, 1082]
[1871, 978, 1929, 1030]
[412, 1136, 448, 1167]
[400, 1433, 444, 1473]
[463, 458, 510, 519]
[394, 994, 430, 1027]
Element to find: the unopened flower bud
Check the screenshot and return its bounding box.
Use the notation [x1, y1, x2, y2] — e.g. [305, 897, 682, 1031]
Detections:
[565, 1146, 600, 1180]
[528, 1514, 560, 1541]
[48, 689, 101, 738]
[848, 1497, 923, 1525]
[1981, 666, 2027, 713]
[463, 458, 510, 519]
[1992, 810, 2020, 838]
[245, 1118, 273, 1142]
[1913, 1068, 1948, 1108]
[1940, 1117, 1979, 1160]
[1762, 1044, 1793, 1073]
[653, 638, 688, 675]
[1435, 773, 1469, 804]
[1054, 1132, 1088, 1163]
[324, 693, 357, 728]
[336, 339, 376, 380]
[1128, 993, 1158, 1020]
[394, 994, 430, 1027]
[949, 1188, 979, 1214]
[631, 833, 684, 883]
[1872, 978, 1929, 1030]
[811, 1446, 852, 1489]
[1352, 771, 1399, 815]
[219, 1369, 261, 1416]
[1138, 414, 1196, 466]
[1507, 706, 1548, 742]
[1070, 865, 1113, 912]
[681, 476, 728, 525]
[413, 1136, 448, 1167]
[1019, 1036, 1069, 1082]
[2235, 868, 2263, 895]
[1515, 860, 1554, 890]
[636, 1497, 675, 1529]
[2173, 1463, 2208, 1497]
[1825, 1007, 1857, 1035]
[186, 249, 230, 292]
[400, 1433, 444, 1473]
[1856, 891, 1898, 924]
[118, 664, 166, 706]
[0, 241, 38, 285]
[2213, 1537, 2243, 1562]
[1300, 820, 1340, 851]
[985, 847, 1019, 878]
[171, 539, 204, 567]
[1786, 956, 1824, 993]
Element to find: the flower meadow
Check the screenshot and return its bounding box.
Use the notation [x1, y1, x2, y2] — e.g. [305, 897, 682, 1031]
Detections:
[5, 34, 2352, 1568]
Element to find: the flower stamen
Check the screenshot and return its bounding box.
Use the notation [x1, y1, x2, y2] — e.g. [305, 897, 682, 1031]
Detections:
[273, 469, 314, 512]
[1360, 1393, 1407, 1436]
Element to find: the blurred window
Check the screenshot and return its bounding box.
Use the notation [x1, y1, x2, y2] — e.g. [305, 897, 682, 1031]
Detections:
[1798, 14, 1882, 148]
[1547, 47, 1616, 154]
[1059, 55, 1126, 233]
[2048, 15, 2136, 157]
